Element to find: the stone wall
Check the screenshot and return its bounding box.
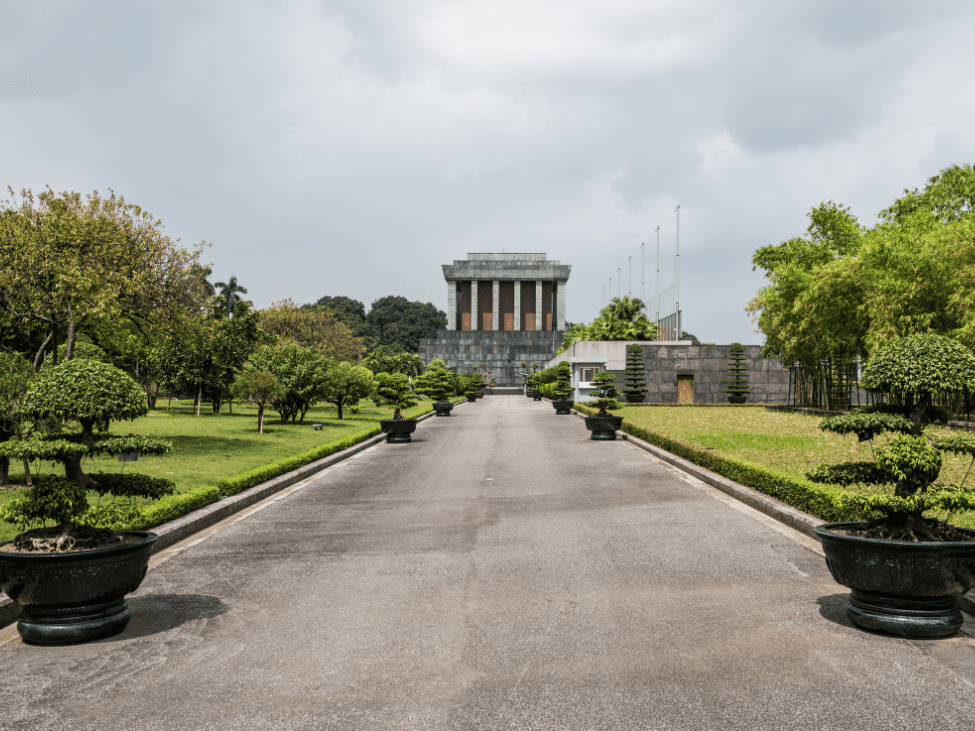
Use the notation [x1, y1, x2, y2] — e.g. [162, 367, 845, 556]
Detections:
[549, 342, 789, 404]
[419, 330, 565, 386]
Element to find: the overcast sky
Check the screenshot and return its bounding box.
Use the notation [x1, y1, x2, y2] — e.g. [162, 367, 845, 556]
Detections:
[3, 0, 974, 344]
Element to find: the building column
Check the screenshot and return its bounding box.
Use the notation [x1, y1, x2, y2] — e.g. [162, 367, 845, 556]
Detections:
[471, 280, 479, 332]
[535, 280, 543, 332]
[556, 279, 567, 330]
[492, 279, 499, 331]
[513, 279, 521, 331]
[447, 279, 456, 331]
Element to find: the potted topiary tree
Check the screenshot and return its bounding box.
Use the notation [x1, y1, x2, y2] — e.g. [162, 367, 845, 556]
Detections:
[375, 372, 420, 443]
[725, 342, 750, 404]
[0, 359, 175, 645]
[415, 360, 456, 416]
[467, 371, 486, 400]
[550, 361, 575, 415]
[808, 334, 975, 638]
[582, 371, 624, 440]
[622, 344, 648, 403]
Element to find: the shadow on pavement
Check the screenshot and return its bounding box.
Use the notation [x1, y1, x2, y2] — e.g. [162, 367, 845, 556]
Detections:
[816, 592, 857, 629]
[94, 593, 229, 642]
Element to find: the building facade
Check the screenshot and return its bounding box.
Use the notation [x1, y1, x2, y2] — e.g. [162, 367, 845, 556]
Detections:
[420, 253, 572, 386]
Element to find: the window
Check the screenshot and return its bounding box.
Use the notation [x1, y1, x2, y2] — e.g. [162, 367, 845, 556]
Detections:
[580, 367, 599, 382]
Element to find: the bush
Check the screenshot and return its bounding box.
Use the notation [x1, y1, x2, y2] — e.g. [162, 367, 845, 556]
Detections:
[725, 343, 750, 403]
[623, 344, 648, 403]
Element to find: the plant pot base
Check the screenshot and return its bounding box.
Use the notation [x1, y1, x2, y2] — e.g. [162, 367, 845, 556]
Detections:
[380, 419, 417, 443]
[589, 430, 617, 440]
[584, 415, 623, 441]
[847, 590, 962, 638]
[552, 400, 574, 415]
[433, 402, 453, 417]
[19, 597, 131, 645]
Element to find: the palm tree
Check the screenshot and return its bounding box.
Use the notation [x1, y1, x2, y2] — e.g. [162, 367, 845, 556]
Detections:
[213, 275, 248, 319]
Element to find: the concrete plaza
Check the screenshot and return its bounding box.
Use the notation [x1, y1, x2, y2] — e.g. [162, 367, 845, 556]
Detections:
[2, 396, 974, 730]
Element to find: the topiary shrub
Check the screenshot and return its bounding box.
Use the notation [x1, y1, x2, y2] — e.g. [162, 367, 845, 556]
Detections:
[589, 371, 622, 417]
[415, 360, 456, 403]
[622, 344, 648, 403]
[806, 334, 975, 541]
[725, 343, 750, 404]
[553, 361, 573, 401]
[374, 372, 419, 420]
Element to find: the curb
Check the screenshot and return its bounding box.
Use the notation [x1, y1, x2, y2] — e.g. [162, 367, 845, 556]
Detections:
[0, 406, 448, 629]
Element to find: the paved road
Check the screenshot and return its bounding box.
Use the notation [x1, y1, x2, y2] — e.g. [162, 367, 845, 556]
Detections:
[2, 396, 975, 730]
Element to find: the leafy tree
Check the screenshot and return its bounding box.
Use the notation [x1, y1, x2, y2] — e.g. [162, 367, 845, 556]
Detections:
[622, 344, 647, 403]
[553, 361, 573, 401]
[373, 372, 418, 420]
[320, 361, 374, 420]
[259, 298, 363, 361]
[367, 296, 446, 352]
[231, 369, 283, 433]
[880, 163, 975, 226]
[0, 352, 33, 485]
[558, 296, 657, 353]
[361, 344, 423, 377]
[308, 295, 374, 343]
[0, 188, 208, 371]
[246, 341, 328, 423]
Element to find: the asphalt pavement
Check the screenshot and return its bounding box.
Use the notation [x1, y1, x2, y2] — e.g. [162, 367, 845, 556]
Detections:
[2, 396, 975, 730]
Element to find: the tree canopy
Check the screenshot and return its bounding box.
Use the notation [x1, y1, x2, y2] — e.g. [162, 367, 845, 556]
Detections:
[367, 296, 446, 352]
[259, 298, 364, 361]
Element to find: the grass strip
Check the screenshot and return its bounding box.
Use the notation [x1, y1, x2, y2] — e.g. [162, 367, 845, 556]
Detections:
[574, 402, 850, 521]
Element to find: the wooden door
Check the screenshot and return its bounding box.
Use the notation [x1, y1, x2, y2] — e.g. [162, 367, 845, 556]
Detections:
[677, 376, 694, 404]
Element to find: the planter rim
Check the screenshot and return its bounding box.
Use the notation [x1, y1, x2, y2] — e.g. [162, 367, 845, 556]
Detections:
[0, 531, 158, 562]
[815, 521, 975, 551]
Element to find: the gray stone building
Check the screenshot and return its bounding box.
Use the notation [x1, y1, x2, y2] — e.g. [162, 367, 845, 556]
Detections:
[420, 253, 571, 386]
[549, 341, 789, 404]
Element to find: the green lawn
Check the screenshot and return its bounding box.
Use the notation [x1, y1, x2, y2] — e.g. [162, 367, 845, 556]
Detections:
[0, 398, 424, 542]
[617, 405, 975, 529]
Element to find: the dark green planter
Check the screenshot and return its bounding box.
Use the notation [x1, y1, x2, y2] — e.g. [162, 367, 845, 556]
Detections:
[474, 391, 485, 400]
[0, 531, 158, 645]
[433, 401, 454, 417]
[815, 522, 975, 638]
[583, 415, 623, 440]
[727, 395, 748, 404]
[466, 393, 477, 402]
[552, 400, 575, 415]
[379, 419, 418, 443]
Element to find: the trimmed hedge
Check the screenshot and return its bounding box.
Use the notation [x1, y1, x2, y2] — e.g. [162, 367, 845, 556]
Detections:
[574, 403, 851, 521]
[135, 485, 223, 529]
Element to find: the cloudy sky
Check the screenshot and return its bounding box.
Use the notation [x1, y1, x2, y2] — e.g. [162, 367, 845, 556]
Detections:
[2, 0, 974, 344]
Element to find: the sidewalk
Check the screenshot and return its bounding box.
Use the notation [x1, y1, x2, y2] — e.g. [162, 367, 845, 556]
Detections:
[2, 395, 974, 730]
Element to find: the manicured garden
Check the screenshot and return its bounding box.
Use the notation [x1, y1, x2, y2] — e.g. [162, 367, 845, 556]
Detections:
[593, 404, 975, 530]
[0, 398, 433, 543]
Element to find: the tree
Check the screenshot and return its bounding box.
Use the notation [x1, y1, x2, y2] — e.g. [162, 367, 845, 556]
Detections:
[414, 359, 456, 403]
[246, 341, 328, 423]
[231, 369, 283, 433]
[725, 343, 750, 404]
[373, 372, 418, 420]
[0, 188, 208, 371]
[367, 296, 446, 352]
[0, 352, 33, 485]
[259, 299, 363, 361]
[361, 344, 423, 377]
[308, 295, 374, 343]
[213, 275, 249, 319]
[553, 361, 573, 401]
[320, 361, 374, 420]
[622, 344, 647, 403]
[558, 296, 657, 352]
[0, 360, 172, 490]
[589, 371, 622, 417]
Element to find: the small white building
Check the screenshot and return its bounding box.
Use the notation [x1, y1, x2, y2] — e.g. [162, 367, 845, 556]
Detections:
[566, 357, 609, 402]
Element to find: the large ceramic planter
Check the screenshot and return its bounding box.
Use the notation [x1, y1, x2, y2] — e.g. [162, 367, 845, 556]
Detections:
[466, 393, 477, 403]
[474, 391, 485, 400]
[433, 401, 454, 417]
[727, 395, 748, 404]
[584, 415, 624, 440]
[532, 392, 542, 402]
[815, 522, 975, 638]
[0, 531, 158, 645]
[380, 418, 417, 443]
[552, 400, 575, 415]
[624, 394, 646, 403]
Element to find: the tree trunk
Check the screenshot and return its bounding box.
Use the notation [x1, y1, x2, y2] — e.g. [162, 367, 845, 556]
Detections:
[0, 455, 8, 487]
[33, 330, 54, 371]
[196, 384, 203, 416]
[63, 454, 96, 489]
[22, 458, 32, 487]
[337, 401, 344, 420]
[257, 403, 265, 434]
[66, 316, 76, 360]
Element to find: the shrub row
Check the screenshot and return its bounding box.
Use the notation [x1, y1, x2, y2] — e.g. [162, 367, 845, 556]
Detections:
[574, 403, 851, 521]
[122, 402, 435, 531]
